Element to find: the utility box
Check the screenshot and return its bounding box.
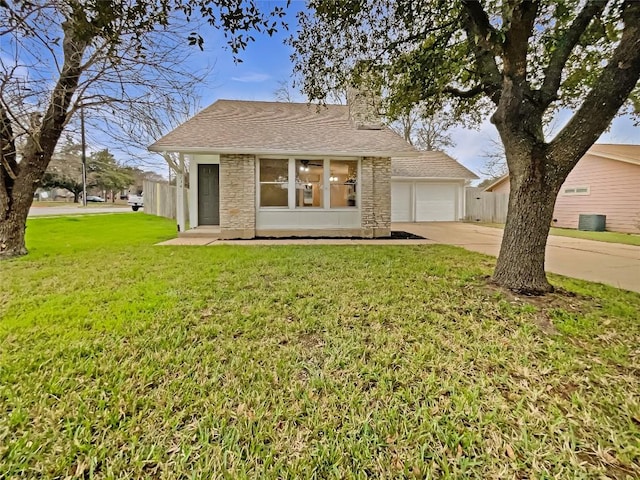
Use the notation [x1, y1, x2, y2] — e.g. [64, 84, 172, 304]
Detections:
[578, 214, 606, 232]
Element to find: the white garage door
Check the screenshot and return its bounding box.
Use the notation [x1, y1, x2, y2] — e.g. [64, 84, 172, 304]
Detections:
[391, 182, 412, 222]
[415, 183, 457, 221]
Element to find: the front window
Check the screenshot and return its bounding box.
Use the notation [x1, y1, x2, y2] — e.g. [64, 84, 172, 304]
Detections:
[260, 159, 288, 207]
[295, 160, 323, 208]
[330, 160, 358, 208]
[258, 158, 360, 210]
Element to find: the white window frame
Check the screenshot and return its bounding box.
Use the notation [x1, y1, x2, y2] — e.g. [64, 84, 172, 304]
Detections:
[295, 158, 325, 209]
[256, 157, 361, 211]
[258, 158, 289, 209]
[329, 159, 359, 209]
[563, 185, 590, 196]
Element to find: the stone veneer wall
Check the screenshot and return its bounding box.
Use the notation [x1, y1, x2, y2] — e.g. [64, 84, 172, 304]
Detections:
[360, 156, 391, 238]
[346, 86, 383, 130]
[219, 154, 256, 239]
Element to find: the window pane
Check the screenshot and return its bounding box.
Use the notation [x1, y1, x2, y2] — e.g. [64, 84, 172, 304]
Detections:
[260, 159, 288, 207]
[260, 159, 288, 182]
[330, 160, 358, 208]
[260, 183, 288, 207]
[296, 160, 323, 208]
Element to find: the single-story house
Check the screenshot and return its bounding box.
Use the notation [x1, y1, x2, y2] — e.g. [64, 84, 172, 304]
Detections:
[149, 99, 418, 239]
[484, 144, 640, 233]
[391, 153, 479, 222]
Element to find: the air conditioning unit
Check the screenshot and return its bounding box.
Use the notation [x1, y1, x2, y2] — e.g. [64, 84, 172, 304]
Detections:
[578, 214, 606, 232]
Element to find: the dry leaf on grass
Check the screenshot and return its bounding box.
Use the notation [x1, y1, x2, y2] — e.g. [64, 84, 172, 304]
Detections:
[505, 443, 516, 460]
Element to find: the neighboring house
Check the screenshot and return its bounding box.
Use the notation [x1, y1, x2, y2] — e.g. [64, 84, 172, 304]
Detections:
[33, 187, 74, 202]
[149, 99, 418, 239]
[484, 144, 640, 233]
[391, 152, 478, 222]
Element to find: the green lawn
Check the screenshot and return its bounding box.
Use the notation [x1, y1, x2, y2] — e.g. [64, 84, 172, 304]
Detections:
[549, 227, 640, 246]
[480, 222, 640, 246]
[1, 215, 639, 479]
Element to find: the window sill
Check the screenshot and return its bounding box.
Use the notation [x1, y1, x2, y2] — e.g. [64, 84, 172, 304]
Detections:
[258, 207, 360, 211]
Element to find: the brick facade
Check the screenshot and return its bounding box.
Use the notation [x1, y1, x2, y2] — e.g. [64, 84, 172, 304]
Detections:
[219, 154, 256, 239]
[360, 156, 391, 238]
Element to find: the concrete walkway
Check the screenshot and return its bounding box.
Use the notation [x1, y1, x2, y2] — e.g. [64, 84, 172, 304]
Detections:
[395, 222, 640, 293]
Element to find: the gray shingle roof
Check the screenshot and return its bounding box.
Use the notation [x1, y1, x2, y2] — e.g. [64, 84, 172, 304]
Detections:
[149, 100, 418, 157]
[392, 152, 478, 179]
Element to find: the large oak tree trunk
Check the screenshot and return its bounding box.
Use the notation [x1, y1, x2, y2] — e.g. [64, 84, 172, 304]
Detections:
[485, 1, 640, 295]
[0, 192, 32, 257]
[493, 158, 562, 294]
[1, 155, 51, 258]
[1, 21, 88, 259]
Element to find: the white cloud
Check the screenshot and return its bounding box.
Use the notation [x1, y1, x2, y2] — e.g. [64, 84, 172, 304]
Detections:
[231, 72, 271, 83]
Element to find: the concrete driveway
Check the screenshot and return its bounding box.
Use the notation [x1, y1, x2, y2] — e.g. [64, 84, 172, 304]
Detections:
[395, 222, 640, 293]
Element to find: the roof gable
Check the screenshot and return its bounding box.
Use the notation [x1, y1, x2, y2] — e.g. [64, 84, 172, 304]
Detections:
[482, 144, 640, 191]
[149, 99, 418, 158]
[585, 144, 640, 166]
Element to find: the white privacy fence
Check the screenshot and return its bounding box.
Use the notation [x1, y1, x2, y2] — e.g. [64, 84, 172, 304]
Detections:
[465, 189, 508, 223]
[143, 180, 189, 221]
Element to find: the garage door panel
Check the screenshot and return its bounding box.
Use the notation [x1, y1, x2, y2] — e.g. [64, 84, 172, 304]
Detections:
[391, 183, 411, 222]
[415, 184, 457, 222]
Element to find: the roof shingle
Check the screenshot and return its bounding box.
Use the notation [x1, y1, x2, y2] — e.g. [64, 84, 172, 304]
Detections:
[149, 100, 418, 157]
[392, 152, 478, 179]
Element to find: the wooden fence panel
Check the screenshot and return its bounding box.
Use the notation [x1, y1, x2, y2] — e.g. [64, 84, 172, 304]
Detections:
[465, 189, 508, 223]
[142, 180, 189, 221]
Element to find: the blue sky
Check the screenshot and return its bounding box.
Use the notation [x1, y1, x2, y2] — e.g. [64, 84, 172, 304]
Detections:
[141, 2, 639, 179]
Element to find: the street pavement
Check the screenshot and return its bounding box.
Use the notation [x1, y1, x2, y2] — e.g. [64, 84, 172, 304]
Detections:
[29, 205, 136, 216]
[395, 222, 640, 293]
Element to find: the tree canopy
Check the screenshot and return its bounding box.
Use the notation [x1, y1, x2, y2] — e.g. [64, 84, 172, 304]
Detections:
[42, 139, 135, 202]
[292, 0, 640, 294]
[293, 0, 639, 126]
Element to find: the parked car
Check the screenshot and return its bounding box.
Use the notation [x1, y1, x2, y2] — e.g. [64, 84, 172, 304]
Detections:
[127, 193, 143, 211]
[86, 195, 105, 202]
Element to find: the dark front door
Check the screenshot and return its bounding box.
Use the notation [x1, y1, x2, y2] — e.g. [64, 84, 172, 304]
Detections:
[198, 164, 220, 225]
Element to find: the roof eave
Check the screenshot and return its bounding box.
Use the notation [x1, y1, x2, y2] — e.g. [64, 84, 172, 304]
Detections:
[148, 145, 421, 158]
[391, 176, 477, 181]
[586, 151, 640, 166]
[483, 174, 509, 192]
